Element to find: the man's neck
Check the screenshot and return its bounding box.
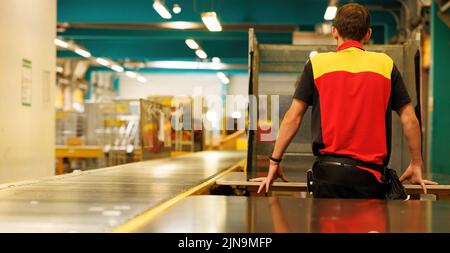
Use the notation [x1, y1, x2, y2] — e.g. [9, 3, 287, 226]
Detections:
[337, 38, 362, 48]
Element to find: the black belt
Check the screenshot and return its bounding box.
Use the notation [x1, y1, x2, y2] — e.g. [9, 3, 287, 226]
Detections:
[316, 154, 386, 174]
[313, 162, 382, 188]
[318, 161, 357, 168]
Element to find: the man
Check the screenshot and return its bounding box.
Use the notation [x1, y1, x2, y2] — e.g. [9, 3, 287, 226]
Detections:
[251, 3, 437, 198]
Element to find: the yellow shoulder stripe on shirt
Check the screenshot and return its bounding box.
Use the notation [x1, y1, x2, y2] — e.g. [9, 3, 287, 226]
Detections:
[310, 48, 394, 80]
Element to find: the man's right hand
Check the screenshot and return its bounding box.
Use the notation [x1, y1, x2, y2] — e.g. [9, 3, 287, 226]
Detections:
[249, 162, 289, 194]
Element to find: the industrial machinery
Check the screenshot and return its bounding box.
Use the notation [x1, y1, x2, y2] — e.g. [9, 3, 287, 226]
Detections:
[140, 99, 171, 160]
[169, 96, 204, 153]
[84, 100, 139, 166]
[85, 99, 173, 166]
[55, 111, 85, 146]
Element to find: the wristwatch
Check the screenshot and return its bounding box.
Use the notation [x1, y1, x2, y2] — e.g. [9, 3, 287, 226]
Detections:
[268, 155, 282, 164]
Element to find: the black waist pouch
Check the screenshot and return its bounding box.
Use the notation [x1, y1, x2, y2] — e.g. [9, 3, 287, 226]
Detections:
[306, 169, 314, 195]
[383, 168, 408, 200]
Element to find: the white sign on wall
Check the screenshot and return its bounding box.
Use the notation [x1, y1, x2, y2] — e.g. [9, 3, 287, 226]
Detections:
[42, 70, 51, 104]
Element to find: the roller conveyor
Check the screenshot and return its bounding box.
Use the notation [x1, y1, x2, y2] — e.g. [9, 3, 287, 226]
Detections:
[0, 151, 245, 232]
[135, 195, 450, 233]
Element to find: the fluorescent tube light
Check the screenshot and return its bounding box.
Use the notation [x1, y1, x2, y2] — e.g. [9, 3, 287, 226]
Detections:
[137, 76, 147, 83]
[221, 77, 230, 84]
[201, 12, 222, 32]
[153, 0, 172, 19]
[217, 72, 230, 84]
[195, 49, 207, 59]
[324, 6, 338, 20]
[125, 71, 137, 78]
[54, 38, 68, 48]
[111, 64, 124, 72]
[169, 21, 192, 29]
[217, 72, 226, 79]
[185, 39, 199, 49]
[96, 58, 110, 66]
[74, 48, 91, 58]
[145, 60, 230, 70]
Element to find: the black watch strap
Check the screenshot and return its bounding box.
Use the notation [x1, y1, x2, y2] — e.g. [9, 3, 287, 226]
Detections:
[268, 156, 282, 163]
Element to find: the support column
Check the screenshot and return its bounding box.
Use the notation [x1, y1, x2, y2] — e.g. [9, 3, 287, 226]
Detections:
[0, 0, 56, 183]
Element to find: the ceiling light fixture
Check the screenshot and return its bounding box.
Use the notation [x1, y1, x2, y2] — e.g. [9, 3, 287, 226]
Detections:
[56, 40, 130, 76]
[54, 38, 68, 48]
[217, 72, 227, 80]
[185, 39, 199, 49]
[165, 21, 194, 30]
[137, 76, 147, 83]
[324, 0, 338, 20]
[74, 48, 91, 58]
[125, 71, 137, 78]
[217, 72, 230, 84]
[153, 0, 172, 19]
[195, 49, 207, 59]
[172, 4, 181, 14]
[96, 57, 110, 66]
[201, 12, 222, 32]
[111, 64, 124, 72]
[212, 57, 221, 63]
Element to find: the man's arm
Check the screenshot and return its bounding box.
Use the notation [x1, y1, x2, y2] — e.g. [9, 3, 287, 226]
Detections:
[390, 63, 437, 193]
[397, 104, 437, 193]
[250, 99, 308, 193]
[398, 104, 422, 164]
[272, 99, 308, 159]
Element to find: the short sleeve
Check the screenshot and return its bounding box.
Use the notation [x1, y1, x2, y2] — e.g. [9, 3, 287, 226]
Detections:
[391, 64, 411, 111]
[293, 60, 314, 105]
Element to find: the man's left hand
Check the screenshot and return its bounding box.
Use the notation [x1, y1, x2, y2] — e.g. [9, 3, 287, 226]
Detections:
[399, 162, 438, 194]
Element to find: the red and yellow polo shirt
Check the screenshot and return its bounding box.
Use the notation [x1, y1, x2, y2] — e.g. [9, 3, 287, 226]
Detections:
[294, 41, 411, 181]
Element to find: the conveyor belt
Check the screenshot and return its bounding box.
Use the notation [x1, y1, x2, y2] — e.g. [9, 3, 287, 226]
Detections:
[135, 195, 450, 233]
[0, 151, 245, 232]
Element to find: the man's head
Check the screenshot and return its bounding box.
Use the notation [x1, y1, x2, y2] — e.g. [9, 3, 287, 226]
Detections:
[332, 3, 372, 44]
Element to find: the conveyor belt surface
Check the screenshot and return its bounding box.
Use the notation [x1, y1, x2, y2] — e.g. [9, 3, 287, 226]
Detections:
[136, 195, 450, 233]
[0, 151, 245, 232]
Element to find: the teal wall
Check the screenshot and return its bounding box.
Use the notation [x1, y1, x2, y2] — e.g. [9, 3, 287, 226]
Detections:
[430, 2, 450, 173]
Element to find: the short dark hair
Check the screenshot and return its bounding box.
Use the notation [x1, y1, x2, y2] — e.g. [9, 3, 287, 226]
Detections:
[333, 3, 371, 41]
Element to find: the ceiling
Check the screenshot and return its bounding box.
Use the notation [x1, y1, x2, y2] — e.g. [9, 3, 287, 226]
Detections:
[57, 0, 402, 70]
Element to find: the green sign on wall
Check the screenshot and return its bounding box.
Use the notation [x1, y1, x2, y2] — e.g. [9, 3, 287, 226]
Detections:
[21, 58, 32, 106]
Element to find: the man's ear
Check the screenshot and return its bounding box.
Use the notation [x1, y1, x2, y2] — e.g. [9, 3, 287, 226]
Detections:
[332, 27, 339, 41]
[362, 28, 372, 44]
